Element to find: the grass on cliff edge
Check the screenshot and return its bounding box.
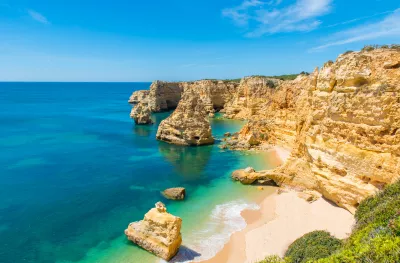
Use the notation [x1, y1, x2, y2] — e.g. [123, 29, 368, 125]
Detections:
[257, 180, 400, 263]
[203, 72, 309, 83]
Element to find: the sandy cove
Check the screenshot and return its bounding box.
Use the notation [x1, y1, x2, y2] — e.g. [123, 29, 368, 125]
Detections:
[200, 188, 355, 263]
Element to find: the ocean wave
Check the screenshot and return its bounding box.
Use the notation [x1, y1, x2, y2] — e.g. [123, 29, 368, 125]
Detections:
[161, 200, 260, 263]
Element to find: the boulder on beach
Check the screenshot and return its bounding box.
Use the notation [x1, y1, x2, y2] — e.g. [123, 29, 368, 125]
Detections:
[231, 167, 276, 185]
[162, 187, 186, 200]
[124, 202, 182, 261]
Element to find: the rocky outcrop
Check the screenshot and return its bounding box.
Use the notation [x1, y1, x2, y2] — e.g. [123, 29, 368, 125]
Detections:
[188, 80, 239, 113]
[230, 49, 400, 213]
[130, 101, 153, 125]
[162, 187, 186, 200]
[128, 48, 399, 213]
[129, 80, 239, 125]
[129, 90, 149, 104]
[156, 90, 214, 146]
[231, 167, 276, 185]
[147, 81, 186, 112]
[124, 202, 182, 261]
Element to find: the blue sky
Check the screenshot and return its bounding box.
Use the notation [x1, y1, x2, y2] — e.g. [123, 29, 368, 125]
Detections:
[0, 0, 399, 82]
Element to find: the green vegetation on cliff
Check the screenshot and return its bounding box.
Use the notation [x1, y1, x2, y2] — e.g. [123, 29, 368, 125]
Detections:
[258, 180, 400, 263]
[362, 44, 400, 52]
[203, 72, 308, 83]
[285, 231, 342, 262]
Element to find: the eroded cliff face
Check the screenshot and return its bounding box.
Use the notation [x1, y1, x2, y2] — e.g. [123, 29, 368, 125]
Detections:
[223, 77, 282, 119]
[129, 80, 239, 123]
[156, 90, 215, 146]
[128, 48, 399, 212]
[231, 49, 400, 213]
[128, 90, 149, 104]
[189, 80, 239, 113]
[147, 81, 186, 112]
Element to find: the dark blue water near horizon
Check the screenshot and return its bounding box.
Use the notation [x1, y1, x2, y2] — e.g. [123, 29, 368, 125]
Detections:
[0, 82, 274, 263]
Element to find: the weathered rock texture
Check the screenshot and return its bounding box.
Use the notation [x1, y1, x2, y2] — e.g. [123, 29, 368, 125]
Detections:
[156, 90, 214, 146]
[130, 100, 153, 125]
[223, 77, 282, 119]
[128, 90, 149, 104]
[229, 49, 400, 213]
[162, 187, 186, 200]
[124, 202, 182, 261]
[231, 167, 276, 185]
[129, 48, 400, 213]
[147, 81, 186, 112]
[129, 80, 240, 124]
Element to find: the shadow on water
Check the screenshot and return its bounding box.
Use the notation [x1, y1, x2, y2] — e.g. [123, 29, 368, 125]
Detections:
[158, 142, 213, 181]
[169, 246, 202, 263]
[132, 124, 153, 137]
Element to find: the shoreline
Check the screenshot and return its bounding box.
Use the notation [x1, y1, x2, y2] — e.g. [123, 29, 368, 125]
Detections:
[199, 146, 354, 263]
[200, 190, 355, 263]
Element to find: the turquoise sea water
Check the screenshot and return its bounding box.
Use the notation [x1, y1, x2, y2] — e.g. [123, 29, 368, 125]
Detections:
[0, 82, 278, 263]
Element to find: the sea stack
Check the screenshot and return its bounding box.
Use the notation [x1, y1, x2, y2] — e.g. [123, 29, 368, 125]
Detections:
[124, 202, 182, 261]
[156, 90, 215, 146]
[130, 101, 153, 125]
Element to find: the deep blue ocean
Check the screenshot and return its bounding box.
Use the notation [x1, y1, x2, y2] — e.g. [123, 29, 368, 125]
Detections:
[0, 82, 278, 263]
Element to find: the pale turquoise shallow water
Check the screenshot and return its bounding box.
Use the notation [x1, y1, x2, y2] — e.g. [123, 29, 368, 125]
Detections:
[0, 83, 277, 263]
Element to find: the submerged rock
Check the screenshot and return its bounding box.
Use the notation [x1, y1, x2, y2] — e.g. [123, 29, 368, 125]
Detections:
[124, 202, 182, 261]
[162, 187, 186, 200]
[156, 90, 215, 146]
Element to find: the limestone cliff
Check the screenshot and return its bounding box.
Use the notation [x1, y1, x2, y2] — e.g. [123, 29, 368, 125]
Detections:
[147, 81, 186, 112]
[230, 49, 400, 213]
[130, 100, 153, 125]
[223, 76, 282, 119]
[128, 90, 149, 104]
[125, 202, 182, 261]
[128, 48, 399, 213]
[156, 90, 215, 146]
[129, 80, 239, 124]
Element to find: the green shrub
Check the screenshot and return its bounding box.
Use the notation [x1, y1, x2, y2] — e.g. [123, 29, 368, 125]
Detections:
[315, 180, 400, 263]
[258, 255, 286, 263]
[362, 45, 376, 52]
[343, 50, 353, 55]
[257, 181, 400, 263]
[284, 231, 342, 263]
[361, 44, 400, 52]
[389, 211, 400, 235]
[355, 180, 400, 231]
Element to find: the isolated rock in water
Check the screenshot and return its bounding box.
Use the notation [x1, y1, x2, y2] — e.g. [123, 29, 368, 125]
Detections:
[124, 202, 182, 261]
[162, 187, 186, 200]
[128, 90, 149, 104]
[156, 90, 215, 146]
[130, 101, 153, 125]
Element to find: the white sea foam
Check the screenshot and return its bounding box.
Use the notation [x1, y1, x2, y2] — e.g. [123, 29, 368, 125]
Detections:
[160, 200, 260, 263]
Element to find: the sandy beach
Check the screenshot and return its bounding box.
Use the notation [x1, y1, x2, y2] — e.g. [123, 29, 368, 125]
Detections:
[201, 189, 355, 263]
